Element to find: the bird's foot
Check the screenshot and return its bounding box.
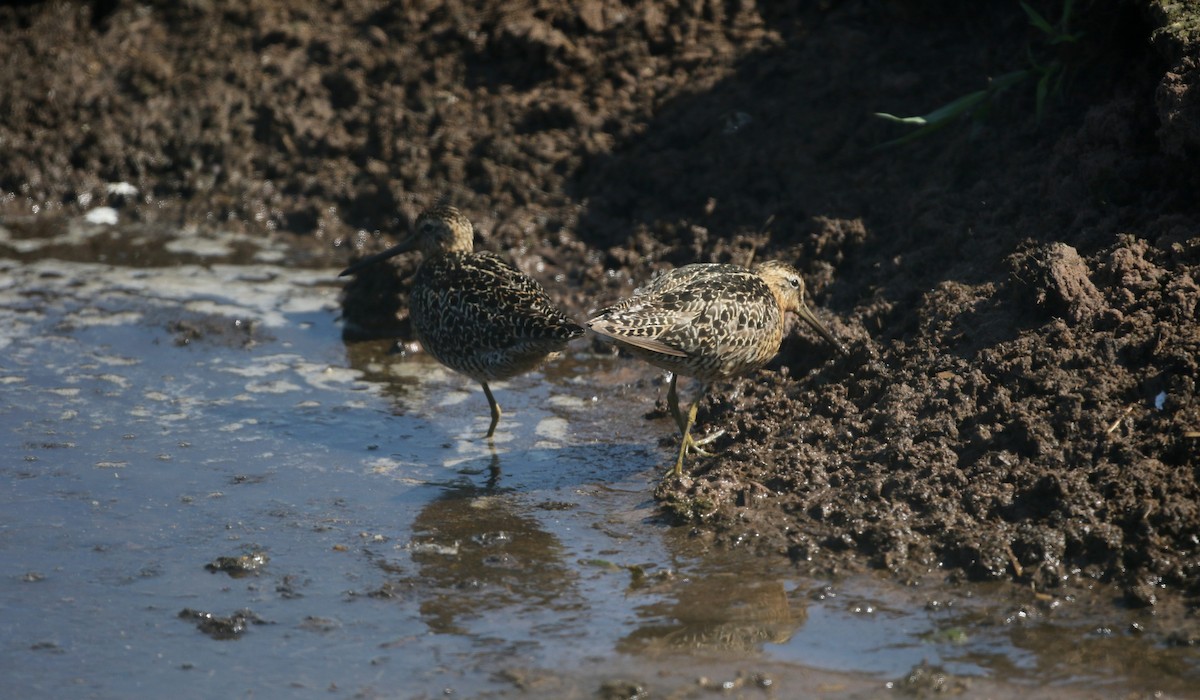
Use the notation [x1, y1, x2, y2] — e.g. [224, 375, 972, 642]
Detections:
[688, 429, 725, 454]
[666, 429, 727, 476]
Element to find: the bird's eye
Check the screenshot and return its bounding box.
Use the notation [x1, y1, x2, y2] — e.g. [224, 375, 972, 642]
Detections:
[789, 277, 800, 289]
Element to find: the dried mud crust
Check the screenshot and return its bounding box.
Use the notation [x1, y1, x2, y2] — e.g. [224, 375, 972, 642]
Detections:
[1, 0, 1198, 606]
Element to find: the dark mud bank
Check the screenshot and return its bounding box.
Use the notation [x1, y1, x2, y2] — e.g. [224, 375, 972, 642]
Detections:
[2, 0, 1198, 611]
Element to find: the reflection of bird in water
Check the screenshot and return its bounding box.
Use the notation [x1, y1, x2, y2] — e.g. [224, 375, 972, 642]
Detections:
[618, 574, 803, 653]
[588, 261, 846, 475]
[399, 483, 575, 637]
[340, 203, 584, 440]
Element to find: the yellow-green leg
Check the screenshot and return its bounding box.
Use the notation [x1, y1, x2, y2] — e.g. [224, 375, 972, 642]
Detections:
[481, 381, 502, 439]
[666, 376, 722, 476]
[672, 397, 699, 476]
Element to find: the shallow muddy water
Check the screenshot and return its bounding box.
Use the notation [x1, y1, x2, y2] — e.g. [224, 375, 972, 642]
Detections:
[0, 220, 1195, 698]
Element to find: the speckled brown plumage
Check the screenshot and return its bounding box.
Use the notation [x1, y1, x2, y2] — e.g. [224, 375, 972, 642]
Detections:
[340, 204, 583, 439]
[409, 250, 584, 382]
[588, 260, 844, 475]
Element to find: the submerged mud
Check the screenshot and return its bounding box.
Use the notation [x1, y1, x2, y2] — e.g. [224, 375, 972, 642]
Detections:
[2, 0, 1198, 621]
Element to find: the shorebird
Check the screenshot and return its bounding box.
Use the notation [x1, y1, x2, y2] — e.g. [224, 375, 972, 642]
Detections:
[587, 260, 846, 475]
[339, 203, 584, 439]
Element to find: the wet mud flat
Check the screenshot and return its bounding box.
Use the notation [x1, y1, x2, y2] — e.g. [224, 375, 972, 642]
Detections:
[3, 0, 1197, 607]
[1, 0, 1199, 695]
[1, 235, 1197, 699]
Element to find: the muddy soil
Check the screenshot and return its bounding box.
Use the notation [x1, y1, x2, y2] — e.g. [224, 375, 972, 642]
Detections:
[2, 0, 1198, 621]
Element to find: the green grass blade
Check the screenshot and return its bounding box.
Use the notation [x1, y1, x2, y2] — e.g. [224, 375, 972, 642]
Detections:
[1049, 30, 1083, 45]
[1035, 70, 1050, 121]
[1020, 1, 1055, 36]
[874, 88, 990, 130]
[873, 119, 952, 149]
[1060, 0, 1075, 28]
[921, 88, 991, 123]
[874, 112, 930, 126]
[990, 69, 1031, 92]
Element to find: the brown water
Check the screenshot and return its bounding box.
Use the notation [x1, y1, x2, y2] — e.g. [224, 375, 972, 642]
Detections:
[0, 219, 1194, 699]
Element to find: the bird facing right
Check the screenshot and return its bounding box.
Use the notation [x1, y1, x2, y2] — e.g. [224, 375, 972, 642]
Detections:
[586, 260, 846, 476]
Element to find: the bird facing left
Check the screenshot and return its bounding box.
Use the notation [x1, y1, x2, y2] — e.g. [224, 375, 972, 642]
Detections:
[339, 203, 584, 439]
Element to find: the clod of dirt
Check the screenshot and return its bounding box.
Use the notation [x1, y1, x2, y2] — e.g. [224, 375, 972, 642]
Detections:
[178, 608, 267, 640]
[893, 661, 970, 697]
[167, 317, 268, 349]
[1010, 241, 1113, 325]
[596, 679, 647, 700]
[204, 552, 270, 578]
